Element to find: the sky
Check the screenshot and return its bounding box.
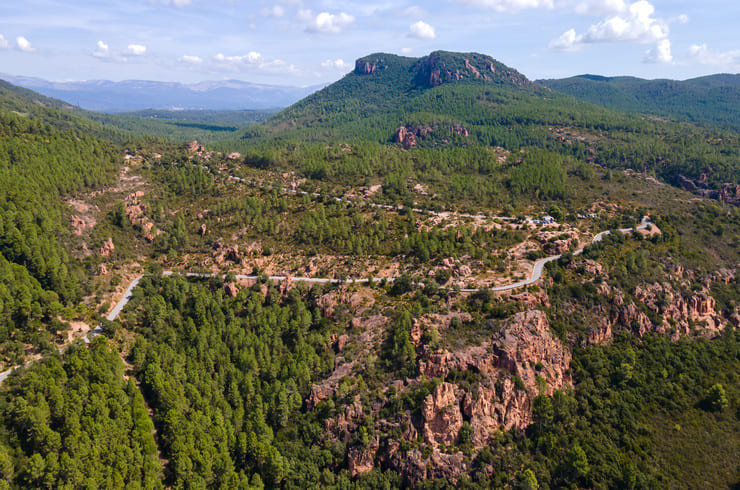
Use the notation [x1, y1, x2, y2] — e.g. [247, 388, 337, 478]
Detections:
[0, 0, 738, 86]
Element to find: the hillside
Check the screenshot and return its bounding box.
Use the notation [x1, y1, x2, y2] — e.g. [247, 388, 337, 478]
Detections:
[229, 51, 740, 200]
[0, 58, 738, 489]
[538, 73, 740, 130]
[245, 50, 541, 141]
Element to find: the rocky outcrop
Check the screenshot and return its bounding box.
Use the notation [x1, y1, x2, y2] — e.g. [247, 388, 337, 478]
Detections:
[124, 191, 161, 242]
[417, 310, 570, 443]
[422, 383, 463, 446]
[394, 124, 469, 149]
[719, 183, 740, 206]
[588, 281, 731, 343]
[394, 126, 417, 149]
[348, 436, 379, 477]
[100, 237, 115, 257]
[355, 60, 377, 75]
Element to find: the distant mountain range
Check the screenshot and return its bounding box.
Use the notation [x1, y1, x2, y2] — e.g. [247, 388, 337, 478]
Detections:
[0, 74, 323, 112]
[538, 73, 740, 130]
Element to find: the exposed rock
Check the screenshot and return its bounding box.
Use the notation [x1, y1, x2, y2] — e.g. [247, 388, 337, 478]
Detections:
[226, 152, 241, 161]
[223, 282, 239, 297]
[417, 310, 571, 445]
[348, 443, 377, 478]
[306, 360, 356, 409]
[99, 263, 108, 275]
[188, 140, 203, 152]
[422, 382, 463, 446]
[100, 237, 115, 257]
[394, 126, 417, 149]
[200, 223, 207, 235]
[720, 183, 740, 206]
[355, 60, 377, 75]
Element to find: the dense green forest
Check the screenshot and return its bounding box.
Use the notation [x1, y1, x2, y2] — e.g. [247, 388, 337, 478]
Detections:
[0, 339, 163, 488]
[0, 110, 119, 365]
[538, 74, 740, 131]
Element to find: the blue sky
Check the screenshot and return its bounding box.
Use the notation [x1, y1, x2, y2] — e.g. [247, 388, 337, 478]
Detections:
[0, 0, 738, 86]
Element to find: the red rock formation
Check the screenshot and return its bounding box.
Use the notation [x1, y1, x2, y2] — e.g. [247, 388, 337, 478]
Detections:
[355, 60, 377, 75]
[223, 282, 238, 297]
[100, 237, 115, 257]
[422, 382, 463, 446]
[394, 127, 417, 149]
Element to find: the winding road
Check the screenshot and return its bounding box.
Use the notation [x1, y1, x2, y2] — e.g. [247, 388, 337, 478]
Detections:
[0, 217, 651, 383]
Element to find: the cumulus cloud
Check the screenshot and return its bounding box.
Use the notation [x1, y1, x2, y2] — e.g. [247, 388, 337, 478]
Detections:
[321, 58, 352, 70]
[550, 1, 669, 50]
[92, 40, 110, 58]
[180, 55, 203, 64]
[127, 44, 147, 56]
[301, 10, 355, 34]
[16, 36, 35, 52]
[262, 5, 285, 17]
[643, 38, 672, 63]
[401, 47, 414, 54]
[408, 21, 436, 39]
[686, 44, 740, 66]
[0, 35, 8, 50]
[214, 51, 263, 65]
[548, 29, 581, 51]
[454, 0, 554, 13]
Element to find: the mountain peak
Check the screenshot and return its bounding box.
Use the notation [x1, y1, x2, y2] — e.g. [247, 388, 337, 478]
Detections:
[353, 51, 532, 90]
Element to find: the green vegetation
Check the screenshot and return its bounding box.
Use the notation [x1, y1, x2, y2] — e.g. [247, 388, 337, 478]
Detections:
[0, 51, 739, 489]
[0, 339, 163, 488]
[0, 109, 119, 365]
[539, 73, 740, 131]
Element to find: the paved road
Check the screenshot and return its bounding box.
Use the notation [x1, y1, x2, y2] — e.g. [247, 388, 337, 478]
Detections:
[0, 217, 651, 383]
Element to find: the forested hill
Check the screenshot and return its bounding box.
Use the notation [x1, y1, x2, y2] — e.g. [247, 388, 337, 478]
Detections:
[242, 50, 544, 142]
[225, 51, 740, 193]
[0, 83, 121, 367]
[538, 73, 740, 130]
[0, 80, 126, 142]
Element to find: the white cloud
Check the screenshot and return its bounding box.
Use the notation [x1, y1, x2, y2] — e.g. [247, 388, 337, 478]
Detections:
[455, 0, 554, 13]
[302, 11, 355, 34]
[180, 55, 203, 64]
[0, 35, 8, 50]
[408, 21, 436, 39]
[686, 44, 740, 66]
[643, 39, 672, 63]
[262, 5, 285, 17]
[401, 47, 414, 55]
[549, 29, 581, 51]
[214, 51, 263, 65]
[127, 44, 147, 56]
[582, 1, 667, 43]
[92, 40, 110, 58]
[321, 58, 351, 70]
[16, 36, 35, 52]
[171, 0, 191, 6]
[550, 1, 669, 50]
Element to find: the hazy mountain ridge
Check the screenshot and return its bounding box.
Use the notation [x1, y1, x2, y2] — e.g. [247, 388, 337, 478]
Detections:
[0, 73, 322, 111]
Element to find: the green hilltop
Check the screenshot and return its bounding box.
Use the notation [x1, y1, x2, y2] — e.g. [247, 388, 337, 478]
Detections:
[538, 73, 740, 130]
